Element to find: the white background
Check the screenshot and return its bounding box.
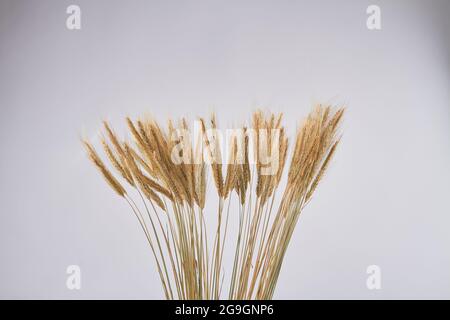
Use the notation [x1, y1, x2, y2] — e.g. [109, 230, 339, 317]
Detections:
[0, 0, 449, 299]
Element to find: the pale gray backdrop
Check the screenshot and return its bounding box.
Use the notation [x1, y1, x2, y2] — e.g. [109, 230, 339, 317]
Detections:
[0, 0, 449, 299]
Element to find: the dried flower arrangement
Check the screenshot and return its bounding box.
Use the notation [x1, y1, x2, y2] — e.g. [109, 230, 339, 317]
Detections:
[83, 105, 344, 299]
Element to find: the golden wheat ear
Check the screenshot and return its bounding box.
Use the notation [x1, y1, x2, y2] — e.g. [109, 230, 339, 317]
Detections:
[82, 140, 126, 197]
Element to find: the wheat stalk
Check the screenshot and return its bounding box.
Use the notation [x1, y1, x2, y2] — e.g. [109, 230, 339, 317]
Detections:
[83, 105, 344, 299]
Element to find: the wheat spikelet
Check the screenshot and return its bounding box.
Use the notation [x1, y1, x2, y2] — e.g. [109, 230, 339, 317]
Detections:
[101, 137, 134, 186]
[83, 140, 126, 197]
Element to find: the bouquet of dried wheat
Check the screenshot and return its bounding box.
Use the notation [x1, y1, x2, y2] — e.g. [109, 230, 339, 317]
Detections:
[83, 105, 344, 300]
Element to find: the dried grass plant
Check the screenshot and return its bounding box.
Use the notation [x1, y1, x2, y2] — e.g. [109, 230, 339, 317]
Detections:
[83, 105, 344, 300]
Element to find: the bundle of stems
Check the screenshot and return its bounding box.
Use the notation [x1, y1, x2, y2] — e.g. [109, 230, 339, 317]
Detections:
[83, 105, 344, 299]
